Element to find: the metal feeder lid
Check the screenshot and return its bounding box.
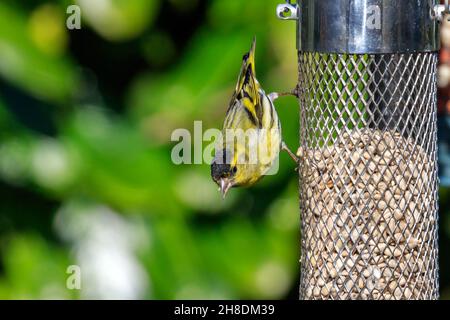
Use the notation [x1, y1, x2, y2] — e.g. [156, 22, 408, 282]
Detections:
[278, 0, 442, 54]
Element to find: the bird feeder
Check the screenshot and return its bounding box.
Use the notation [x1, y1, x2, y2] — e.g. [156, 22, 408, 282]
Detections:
[277, 0, 442, 300]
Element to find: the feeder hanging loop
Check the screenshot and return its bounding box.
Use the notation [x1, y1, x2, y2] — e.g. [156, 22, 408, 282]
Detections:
[431, 0, 450, 22]
[276, 0, 299, 20]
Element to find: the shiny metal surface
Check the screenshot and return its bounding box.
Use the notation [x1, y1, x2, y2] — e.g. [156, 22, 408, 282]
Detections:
[297, 0, 440, 54]
[276, 1, 298, 20]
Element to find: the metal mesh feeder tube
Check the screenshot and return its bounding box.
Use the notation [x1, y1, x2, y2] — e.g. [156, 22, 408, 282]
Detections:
[278, 0, 441, 300]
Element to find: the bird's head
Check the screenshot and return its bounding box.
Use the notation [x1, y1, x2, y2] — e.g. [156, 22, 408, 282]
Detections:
[211, 149, 247, 199]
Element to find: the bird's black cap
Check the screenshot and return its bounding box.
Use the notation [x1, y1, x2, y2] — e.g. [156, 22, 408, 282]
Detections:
[211, 149, 233, 183]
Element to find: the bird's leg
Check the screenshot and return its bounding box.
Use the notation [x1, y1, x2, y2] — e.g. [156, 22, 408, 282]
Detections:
[282, 142, 320, 173]
[281, 141, 299, 163]
[268, 86, 299, 103]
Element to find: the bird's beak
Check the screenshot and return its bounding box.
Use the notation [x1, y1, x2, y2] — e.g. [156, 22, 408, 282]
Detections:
[219, 178, 232, 199]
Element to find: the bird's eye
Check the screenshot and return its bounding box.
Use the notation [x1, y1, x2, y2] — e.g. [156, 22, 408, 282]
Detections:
[232, 167, 238, 174]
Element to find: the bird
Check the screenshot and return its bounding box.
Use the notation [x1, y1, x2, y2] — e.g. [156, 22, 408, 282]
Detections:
[211, 37, 298, 199]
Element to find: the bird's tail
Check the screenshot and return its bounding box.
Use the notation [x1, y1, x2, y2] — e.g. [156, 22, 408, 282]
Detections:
[235, 37, 260, 104]
[236, 38, 257, 89]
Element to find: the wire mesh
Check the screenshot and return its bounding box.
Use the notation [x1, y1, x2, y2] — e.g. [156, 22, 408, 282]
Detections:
[297, 52, 439, 300]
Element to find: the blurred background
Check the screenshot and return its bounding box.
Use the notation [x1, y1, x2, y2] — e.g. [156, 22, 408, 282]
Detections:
[0, 0, 448, 299]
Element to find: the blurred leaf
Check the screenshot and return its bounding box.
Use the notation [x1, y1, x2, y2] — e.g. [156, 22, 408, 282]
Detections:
[168, 0, 199, 13]
[62, 107, 183, 214]
[0, 136, 33, 185]
[0, 2, 78, 102]
[0, 234, 75, 299]
[76, 0, 160, 41]
[207, 0, 268, 31]
[173, 167, 239, 213]
[144, 212, 297, 299]
[141, 31, 176, 68]
[28, 3, 68, 57]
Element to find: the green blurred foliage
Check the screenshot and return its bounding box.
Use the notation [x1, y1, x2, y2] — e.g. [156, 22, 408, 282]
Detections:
[0, 0, 447, 300]
[0, 0, 300, 299]
[0, 2, 77, 102]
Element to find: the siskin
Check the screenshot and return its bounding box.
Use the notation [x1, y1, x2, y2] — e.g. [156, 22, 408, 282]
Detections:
[211, 38, 298, 199]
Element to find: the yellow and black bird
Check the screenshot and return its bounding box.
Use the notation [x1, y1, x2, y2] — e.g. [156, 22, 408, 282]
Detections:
[211, 38, 298, 198]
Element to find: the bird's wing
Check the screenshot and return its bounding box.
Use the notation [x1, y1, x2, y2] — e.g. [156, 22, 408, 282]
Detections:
[225, 37, 264, 128]
[226, 69, 263, 128]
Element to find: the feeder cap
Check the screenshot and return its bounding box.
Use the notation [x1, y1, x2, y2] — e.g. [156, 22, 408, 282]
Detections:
[295, 0, 440, 54]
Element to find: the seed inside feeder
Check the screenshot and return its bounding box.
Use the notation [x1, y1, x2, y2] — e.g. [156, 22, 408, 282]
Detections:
[299, 128, 437, 300]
